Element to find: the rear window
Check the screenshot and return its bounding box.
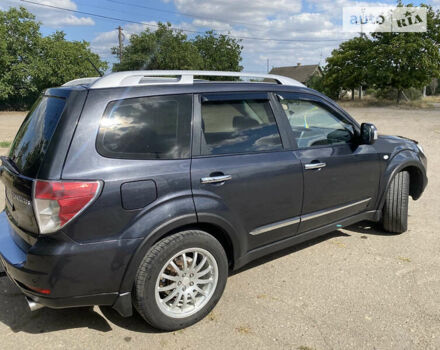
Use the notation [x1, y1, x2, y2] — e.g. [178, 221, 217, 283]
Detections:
[97, 94, 192, 160]
[9, 96, 66, 177]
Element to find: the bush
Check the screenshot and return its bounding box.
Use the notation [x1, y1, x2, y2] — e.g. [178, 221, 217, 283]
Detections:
[404, 87, 422, 101]
[375, 87, 422, 101]
[364, 88, 377, 96]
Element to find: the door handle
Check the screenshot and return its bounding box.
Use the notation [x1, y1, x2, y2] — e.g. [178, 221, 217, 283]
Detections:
[304, 162, 326, 170]
[200, 175, 232, 184]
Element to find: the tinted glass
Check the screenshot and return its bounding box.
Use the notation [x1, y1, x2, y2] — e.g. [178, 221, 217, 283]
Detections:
[97, 94, 192, 159]
[201, 99, 282, 155]
[9, 96, 66, 177]
[279, 99, 354, 148]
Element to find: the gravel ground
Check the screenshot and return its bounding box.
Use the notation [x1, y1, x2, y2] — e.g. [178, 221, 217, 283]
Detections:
[0, 106, 439, 350]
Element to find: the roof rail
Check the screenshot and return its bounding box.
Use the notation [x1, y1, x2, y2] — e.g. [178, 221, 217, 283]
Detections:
[87, 70, 305, 89]
[62, 77, 100, 87]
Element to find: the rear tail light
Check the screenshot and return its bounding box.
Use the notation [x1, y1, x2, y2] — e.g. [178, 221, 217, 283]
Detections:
[33, 180, 101, 234]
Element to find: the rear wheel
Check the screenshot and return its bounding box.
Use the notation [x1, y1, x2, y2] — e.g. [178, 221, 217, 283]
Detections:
[382, 171, 410, 234]
[134, 230, 228, 331]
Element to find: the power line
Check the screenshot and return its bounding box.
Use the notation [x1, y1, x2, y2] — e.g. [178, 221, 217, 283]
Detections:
[19, 0, 346, 43]
[103, 0, 261, 29]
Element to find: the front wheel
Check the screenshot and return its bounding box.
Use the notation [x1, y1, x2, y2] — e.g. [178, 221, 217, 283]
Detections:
[382, 171, 410, 234]
[134, 230, 228, 331]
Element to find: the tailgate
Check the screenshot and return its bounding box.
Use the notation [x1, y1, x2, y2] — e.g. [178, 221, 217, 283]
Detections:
[1, 162, 38, 236]
[0, 94, 67, 240]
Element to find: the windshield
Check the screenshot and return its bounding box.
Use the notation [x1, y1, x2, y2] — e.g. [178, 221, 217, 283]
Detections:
[9, 96, 66, 178]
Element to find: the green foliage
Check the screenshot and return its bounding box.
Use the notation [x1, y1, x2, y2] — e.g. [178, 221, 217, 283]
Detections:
[112, 23, 203, 71]
[322, 4, 440, 103]
[34, 31, 107, 93]
[112, 23, 243, 74]
[193, 30, 243, 74]
[427, 78, 438, 95]
[0, 141, 12, 148]
[370, 30, 440, 101]
[324, 37, 372, 97]
[0, 7, 40, 106]
[375, 87, 422, 101]
[0, 7, 107, 110]
[307, 74, 336, 98]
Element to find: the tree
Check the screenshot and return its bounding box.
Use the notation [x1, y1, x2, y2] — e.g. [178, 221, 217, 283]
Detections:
[370, 5, 440, 102]
[322, 3, 440, 102]
[369, 32, 439, 102]
[33, 31, 107, 92]
[112, 23, 243, 74]
[0, 6, 107, 109]
[112, 23, 203, 71]
[193, 30, 243, 72]
[0, 7, 41, 106]
[324, 37, 373, 100]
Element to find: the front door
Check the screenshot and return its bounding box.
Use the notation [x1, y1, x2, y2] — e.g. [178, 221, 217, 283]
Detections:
[276, 93, 381, 232]
[191, 93, 303, 251]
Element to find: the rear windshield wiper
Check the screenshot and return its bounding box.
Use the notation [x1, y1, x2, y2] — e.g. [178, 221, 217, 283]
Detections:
[0, 156, 20, 175]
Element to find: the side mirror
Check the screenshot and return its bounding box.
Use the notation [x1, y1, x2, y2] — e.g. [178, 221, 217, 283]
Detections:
[360, 123, 378, 145]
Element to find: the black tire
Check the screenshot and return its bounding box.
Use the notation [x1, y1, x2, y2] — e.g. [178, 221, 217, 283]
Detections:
[133, 230, 228, 331]
[382, 171, 410, 234]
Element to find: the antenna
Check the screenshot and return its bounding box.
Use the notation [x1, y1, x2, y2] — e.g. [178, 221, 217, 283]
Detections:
[81, 56, 103, 77]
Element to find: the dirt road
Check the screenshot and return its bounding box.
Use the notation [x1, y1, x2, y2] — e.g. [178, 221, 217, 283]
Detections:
[0, 106, 439, 349]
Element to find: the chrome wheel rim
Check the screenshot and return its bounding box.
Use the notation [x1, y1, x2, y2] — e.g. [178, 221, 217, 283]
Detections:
[155, 248, 218, 318]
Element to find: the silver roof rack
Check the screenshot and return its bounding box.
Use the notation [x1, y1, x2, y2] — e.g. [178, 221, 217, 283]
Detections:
[62, 77, 100, 87]
[85, 70, 305, 89]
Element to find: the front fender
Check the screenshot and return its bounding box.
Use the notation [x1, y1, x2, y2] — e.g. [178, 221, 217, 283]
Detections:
[376, 149, 427, 210]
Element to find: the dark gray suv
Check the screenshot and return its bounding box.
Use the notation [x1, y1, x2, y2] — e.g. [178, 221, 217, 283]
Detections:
[0, 71, 428, 330]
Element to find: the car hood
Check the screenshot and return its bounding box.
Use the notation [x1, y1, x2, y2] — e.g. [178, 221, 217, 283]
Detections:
[374, 134, 420, 155]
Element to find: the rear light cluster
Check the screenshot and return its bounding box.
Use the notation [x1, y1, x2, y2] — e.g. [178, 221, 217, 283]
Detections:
[33, 180, 101, 234]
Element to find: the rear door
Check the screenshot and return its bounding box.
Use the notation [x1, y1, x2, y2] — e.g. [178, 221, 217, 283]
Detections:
[190, 92, 303, 251]
[1, 95, 67, 242]
[275, 92, 381, 232]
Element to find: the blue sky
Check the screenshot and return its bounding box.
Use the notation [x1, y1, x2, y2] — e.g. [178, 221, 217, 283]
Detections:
[1, 0, 438, 72]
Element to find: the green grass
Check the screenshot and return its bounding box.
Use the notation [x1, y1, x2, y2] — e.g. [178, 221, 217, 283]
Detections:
[0, 141, 11, 148]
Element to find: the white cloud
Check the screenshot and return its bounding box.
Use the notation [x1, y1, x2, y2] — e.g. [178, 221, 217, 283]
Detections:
[172, 0, 302, 25]
[307, 0, 395, 16]
[153, 0, 355, 71]
[91, 0, 438, 71]
[2, 0, 94, 27]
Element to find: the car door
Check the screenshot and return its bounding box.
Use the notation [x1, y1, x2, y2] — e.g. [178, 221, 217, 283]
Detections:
[275, 92, 381, 233]
[191, 92, 303, 251]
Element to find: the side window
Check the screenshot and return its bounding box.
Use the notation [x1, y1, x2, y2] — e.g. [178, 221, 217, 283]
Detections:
[201, 98, 283, 155]
[279, 98, 354, 148]
[97, 94, 192, 159]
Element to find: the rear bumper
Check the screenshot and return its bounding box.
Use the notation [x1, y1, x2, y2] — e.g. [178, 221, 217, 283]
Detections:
[0, 211, 141, 309]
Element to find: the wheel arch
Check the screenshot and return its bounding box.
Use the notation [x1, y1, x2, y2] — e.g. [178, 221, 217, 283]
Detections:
[118, 217, 240, 294]
[378, 150, 427, 210]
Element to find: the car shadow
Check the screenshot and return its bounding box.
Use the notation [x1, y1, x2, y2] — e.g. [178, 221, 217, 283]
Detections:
[345, 220, 401, 236]
[0, 222, 395, 335]
[0, 272, 161, 334]
[231, 230, 350, 275]
[0, 276, 111, 334]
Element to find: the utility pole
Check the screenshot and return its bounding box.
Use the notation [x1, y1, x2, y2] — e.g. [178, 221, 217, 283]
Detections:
[117, 26, 124, 63]
[266, 58, 269, 73]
